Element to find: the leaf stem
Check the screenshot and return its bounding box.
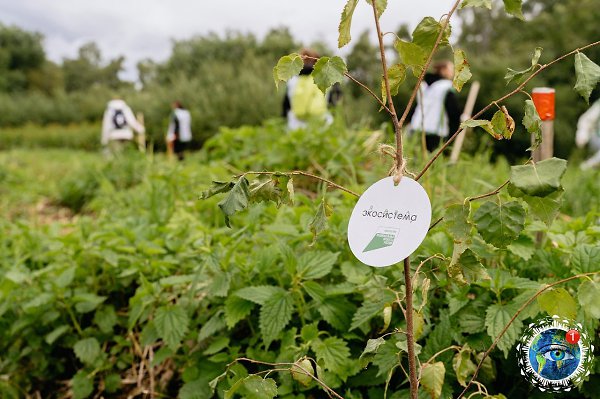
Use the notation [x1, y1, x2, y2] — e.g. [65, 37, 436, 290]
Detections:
[456, 271, 600, 399]
[345, 72, 391, 114]
[238, 170, 360, 197]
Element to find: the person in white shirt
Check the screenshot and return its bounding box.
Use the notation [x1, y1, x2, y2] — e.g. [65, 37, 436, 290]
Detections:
[166, 101, 193, 160]
[101, 98, 145, 155]
[575, 99, 600, 170]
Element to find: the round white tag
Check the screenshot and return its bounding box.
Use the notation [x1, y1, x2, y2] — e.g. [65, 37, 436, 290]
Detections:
[347, 176, 431, 267]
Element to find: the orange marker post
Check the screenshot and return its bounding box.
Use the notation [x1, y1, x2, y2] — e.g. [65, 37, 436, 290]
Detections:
[531, 87, 555, 161]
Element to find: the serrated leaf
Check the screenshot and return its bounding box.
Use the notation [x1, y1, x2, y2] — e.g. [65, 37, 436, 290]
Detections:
[359, 337, 386, 367]
[422, 312, 452, 360]
[200, 181, 234, 200]
[366, 0, 387, 17]
[235, 286, 284, 305]
[94, 306, 117, 333]
[338, 0, 360, 48]
[460, 0, 492, 9]
[505, 47, 542, 84]
[179, 378, 212, 399]
[453, 346, 476, 387]
[485, 303, 522, 357]
[570, 244, 600, 273]
[574, 52, 600, 103]
[318, 297, 355, 331]
[273, 53, 303, 89]
[198, 311, 226, 341]
[309, 198, 332, 244]
[239, 375, 278, 399]
[412, 17, 451, 52]
[510, 158, 567, 197]
[382, 64, 407, 105]
[259, 290, 293, 345]
[72, 371, 93, 399]
[473, 201, 525, 248]
[312, 56, 347, 93]
[45, 325, 70, 345]
[507, 235, 536, 260]
[459, 313, 486, 334]
[503, 0, 524, 20]
[291, 357, 315, 386]
[578, 280, 600, 318]
[225, 295, 255, 328]
[523, 99, 542, 150]
[420, 362, 445, 399]
[351, 301, 387, 330]
[491, 108, 514, 139]
[154, 305, 189, 350]
[297, 251, 338, 280]
[74, 338, 101, 365]
[537, 287, 578, 319]
[312, 336, 351, 375]
[249, 178, 280, 204]
[453, 49, 471, 92]
[218, 177, 249, 227]
[444, 203, 472, 241]
[456, 249, 490, 284]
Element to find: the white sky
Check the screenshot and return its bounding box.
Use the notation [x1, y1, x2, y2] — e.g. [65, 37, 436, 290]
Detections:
[1, 0, 455, 81]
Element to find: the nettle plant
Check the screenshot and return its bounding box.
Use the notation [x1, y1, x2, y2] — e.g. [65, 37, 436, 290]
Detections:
[202, 1, 600, 398]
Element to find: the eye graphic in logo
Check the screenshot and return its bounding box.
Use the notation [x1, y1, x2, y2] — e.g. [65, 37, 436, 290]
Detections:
[516, 316, 594, 392]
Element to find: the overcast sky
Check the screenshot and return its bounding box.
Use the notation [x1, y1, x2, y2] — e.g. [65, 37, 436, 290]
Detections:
[1, 0, 454, 81]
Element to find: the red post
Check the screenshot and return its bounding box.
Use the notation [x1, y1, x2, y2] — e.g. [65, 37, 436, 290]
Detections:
[531, 87, 555, 161]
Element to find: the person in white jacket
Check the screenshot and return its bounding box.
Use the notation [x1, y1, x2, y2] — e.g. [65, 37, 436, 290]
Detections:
[166, 101, 192, 160]
[575, 99, 600, 169]
[101, 98, 145, 155]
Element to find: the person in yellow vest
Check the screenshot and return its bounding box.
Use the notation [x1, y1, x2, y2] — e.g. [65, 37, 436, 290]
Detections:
[282, 48, 341, 131]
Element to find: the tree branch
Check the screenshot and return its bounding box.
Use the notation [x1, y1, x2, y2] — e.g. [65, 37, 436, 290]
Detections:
[403, 257, 419, 399]
[456, 272, 600, 399]
[238, 170, 360, 197]
[416, 40, 600, 181]
[345, 72, 391, 114]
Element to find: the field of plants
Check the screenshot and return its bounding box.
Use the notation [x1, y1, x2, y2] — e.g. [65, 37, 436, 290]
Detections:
[0, 119, 599, 398]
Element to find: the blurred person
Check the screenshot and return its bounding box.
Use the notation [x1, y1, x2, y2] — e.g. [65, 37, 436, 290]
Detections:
[282, 48, 341, 130]
[166, 101, 193, 161]
[101, 97, 145, 156]
[409, 60, 461, 152]
[575, 99, 600, 169]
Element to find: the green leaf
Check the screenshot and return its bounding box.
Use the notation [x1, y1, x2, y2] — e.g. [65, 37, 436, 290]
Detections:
[297, 251, 339, 280]
[200, 181, 234, 200]
[218, 177, 249, 227]
[74, 338, 101, 365]
[180, 378, 212, 399]
[485, 303, 522, 357]
[73, 293, 107, 313]
[382, 64, 407, 105]
[505, 47, 542, 84]
[420, 362, 445, 399]
[460, 118, 497, 138]
[460, 0, 492, 9]
[451, 249, 490, 284]
[570, 244, 600, 273]
[249, 178, 280, 204]
[234, 286, 285, 305]
[198, 311, 226, 341]
[291, 357, 314, 387]
[154, 304, 190, 350]
[459, 313, 486, 334]
[359, 337, 386, 367]
[224, 295, 254, 328]
[412, 17, 451, 52]
[72, 371, 93, 399]
[574, 52, 600, 103]
[525, 190, 563, 226]
[318, 297, 355, 331]
[273, 53, 303, 89]
[578, 280, 600, 318]
[351, 300, 387, 330]
[312, 56, 347, 93]
[94, 306, 117, 334]
[503, 0, 524, 20]
[510, 158, 567, 197]
[453, 346, 476, 387]
[312, 336, 351, 375]
[104, 373, 121, 394]
[366, 0, 387, 17]
[473, 201, 525, 248]
[523, 99, 542, 150]
[394, 40, 428, 75]
[537, 287, 578, 319]
[309, 198, 332, 244]
[507, 235, 536, 260]
[453, 49, 471, 92]
[259, 290, 293, 345]
[491, 109, 512, 139]
[444, 203, 472, 241]
[338, 0, 360, 48]
[239, 375, 278, 399]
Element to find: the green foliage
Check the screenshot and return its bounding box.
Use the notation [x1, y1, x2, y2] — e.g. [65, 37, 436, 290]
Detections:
[574, 52, 600, 103]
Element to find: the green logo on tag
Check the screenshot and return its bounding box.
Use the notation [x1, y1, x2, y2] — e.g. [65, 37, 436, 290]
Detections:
[363, 227, 400, 252]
